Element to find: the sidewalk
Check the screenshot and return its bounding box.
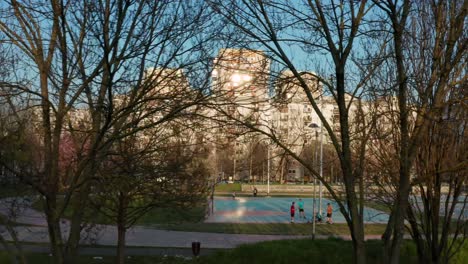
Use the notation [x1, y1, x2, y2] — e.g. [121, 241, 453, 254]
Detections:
[0, 244, 221, 257]
[0, 225, 311, 249]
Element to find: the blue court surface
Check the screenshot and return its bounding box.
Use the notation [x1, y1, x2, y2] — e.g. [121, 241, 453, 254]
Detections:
[206, 197, 389, 224]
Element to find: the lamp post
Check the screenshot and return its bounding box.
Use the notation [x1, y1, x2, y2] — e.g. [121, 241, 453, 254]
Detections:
[267, 144, 270, 195]
[319, 94, 324, 215]
[265, 105, 272, 196]
[310, 76, 325, 239]
[309, 122, 323, 239]
[319, 120, 323, 215]
[309, 100, 325, 214]
[233, 141, 236, 181]
[312, 132, 317, 239]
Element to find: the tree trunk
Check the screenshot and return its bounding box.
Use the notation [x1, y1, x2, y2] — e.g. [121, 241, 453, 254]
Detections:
[45, 202, 65, 264]
[387, 179, 411, 264]
[385, 3, 411, 262]
[65, 188, 89, 263]
[117, 224, 126, 264]
[65, 161, 97, 262]
[7, 225, 28, 264]
[353, 236, 366, 264]
[335, 64, 367, 264]
[406, 207, 428, 264]
[0, 221, 28, 264]
[249, 144, 253, 183]
[0, 234, 20, 264]
[347, 188, 367, 264]
[116, 192, 128, 264]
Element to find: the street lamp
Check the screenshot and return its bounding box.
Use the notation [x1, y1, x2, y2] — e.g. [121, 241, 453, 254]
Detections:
[308, 122, 323, 239]
[319, 124, 323, 215]
[267, 141, 270, 196]
[267, 143, 270, 196]
[309, 126, 324, 215]
[264, 105, 272, 196]
[308, 98, 324, 216]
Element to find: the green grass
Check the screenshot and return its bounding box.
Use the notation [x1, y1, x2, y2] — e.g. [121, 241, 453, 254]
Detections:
[151, 222, 387, 236]
[215, 183, 242, 192]
[31, 198, 206, 226]
[2, 239, 467, 264]
[0, 184, 35, 198]
[135, 207, 205, 225]
[364, 201, 392, 213]
[0, 252, 190, 264]
[194, 238, 468, 264]
[452, 239, 468, 264]
[195, 238, 381, 264]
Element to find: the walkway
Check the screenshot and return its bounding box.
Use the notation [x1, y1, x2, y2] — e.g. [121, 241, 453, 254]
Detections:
[0, 244, 220, 257]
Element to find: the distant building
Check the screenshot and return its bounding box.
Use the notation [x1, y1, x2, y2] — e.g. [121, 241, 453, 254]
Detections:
[211, 49, 271, 181]
[212, 48, 270, 105]
[270, 70, 325, 182]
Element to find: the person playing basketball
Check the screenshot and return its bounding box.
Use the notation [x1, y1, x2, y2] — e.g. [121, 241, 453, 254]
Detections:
[326, 203, 333, 224]
[290, 202, 296, 223]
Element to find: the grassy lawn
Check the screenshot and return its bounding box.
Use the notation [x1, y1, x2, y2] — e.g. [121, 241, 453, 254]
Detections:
[31, 198, 206, 226]
[194, 238, 420, 264]
[0, 184, 35, 198]
[364, 201, 392, 213]
[198, 238, 468, 264]
[136, 207, 205, 225]
[2, 238, 467, 264]
[151, 222, 387, 236]
[215, 183, 241, 192]
[0, 252, 189, 264]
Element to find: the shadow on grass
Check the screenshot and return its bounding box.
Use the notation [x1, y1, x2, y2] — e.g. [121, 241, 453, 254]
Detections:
[195, 238, 420, 264]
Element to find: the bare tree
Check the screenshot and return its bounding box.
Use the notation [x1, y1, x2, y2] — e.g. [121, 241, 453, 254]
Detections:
[91, 119, 209, 264]
[370, 1, 468, 262]
[0, 37, 30, 264]
[408, 88, 467, 264]
[0, 117, 30, 264]
[0, 1, 214, 263]
[208, 1, 378, 263]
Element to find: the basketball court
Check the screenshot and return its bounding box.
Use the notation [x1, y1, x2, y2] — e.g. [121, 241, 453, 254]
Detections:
[205, 197, 389, 224]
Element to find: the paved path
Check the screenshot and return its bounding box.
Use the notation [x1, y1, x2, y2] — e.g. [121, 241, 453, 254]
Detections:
[0, 225, 312, 249]
[0, 244, 220, 257]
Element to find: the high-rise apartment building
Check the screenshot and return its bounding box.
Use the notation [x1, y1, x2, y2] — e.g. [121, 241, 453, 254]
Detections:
[211, 48, 271, 181]
[212, 48, 270, 106]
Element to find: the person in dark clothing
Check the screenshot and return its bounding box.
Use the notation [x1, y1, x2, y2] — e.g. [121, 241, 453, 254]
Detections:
[290, 202, 296, 223]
